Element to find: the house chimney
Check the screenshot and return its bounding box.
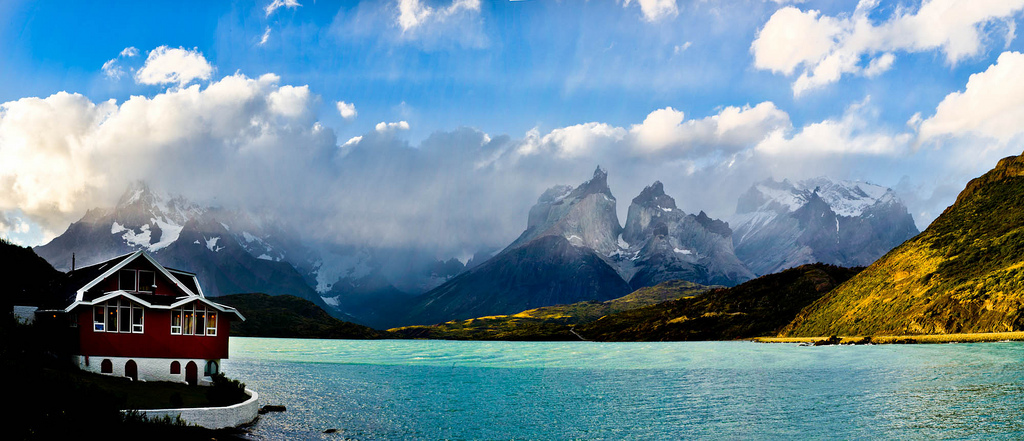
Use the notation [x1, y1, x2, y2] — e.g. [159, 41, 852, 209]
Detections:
[71, 253, 75, 273]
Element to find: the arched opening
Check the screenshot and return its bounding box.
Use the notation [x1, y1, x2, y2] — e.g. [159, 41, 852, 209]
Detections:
[100, 359, 113, 374]
[204, 360, 219, 376]
[185, 361, 198, 386]
[125, 360, 138, 381]
[170, 360, 181, 375]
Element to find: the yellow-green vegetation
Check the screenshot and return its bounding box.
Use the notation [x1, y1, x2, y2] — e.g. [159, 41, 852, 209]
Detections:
[577, 264, 861, 341]
[389, 280, 711, 340]
[755, 331, 1024, 345]
[783, 153, 1024, 337]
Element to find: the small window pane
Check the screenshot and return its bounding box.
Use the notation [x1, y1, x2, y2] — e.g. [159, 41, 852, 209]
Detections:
[106, 302, 118, 332]
[94, 306, 105, 331]
[183, 307, 194, 336]
[138, 271, 155, 293]
[171, 310, 182, 334]
[119, 270, 137, 291]
[195, 309, 206, 336]
[119, 304, 131, 333]
[206, 312, 218, 336]
[132, 306, 144, 333]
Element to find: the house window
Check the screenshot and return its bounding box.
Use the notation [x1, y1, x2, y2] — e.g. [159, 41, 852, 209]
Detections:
[132, 305, 144, 333]
[170, 361, 181, 375]
[92, 299, 144, 334]
[100, 359, 113, 374]
[205, 360, 219, 376]
[106, 302, 118, 331]
[195, 309, 206, 336]
[171, 304, 218, 337]
[206, 312, 218, 336]
[93, 306, 105, 331]
[138, 270, 155, 293]
[171, 309, 182, 335]
[119, 269, 137, 291]
[118, 302, 131, 333]
[183, 305, 195, 335]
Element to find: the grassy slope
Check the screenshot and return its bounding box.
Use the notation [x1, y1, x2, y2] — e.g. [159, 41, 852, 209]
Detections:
[783, 153, 1024, 337]
[577, 263, 861, 341]
[389, 280, 712, 340]
[216, 293, 388, 338]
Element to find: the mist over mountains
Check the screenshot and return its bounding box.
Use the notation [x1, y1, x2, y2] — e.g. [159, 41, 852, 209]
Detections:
[34, 167, 919, 328]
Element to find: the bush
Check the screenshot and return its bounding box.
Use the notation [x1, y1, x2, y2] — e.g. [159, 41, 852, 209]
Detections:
[207, 372, 249, 407]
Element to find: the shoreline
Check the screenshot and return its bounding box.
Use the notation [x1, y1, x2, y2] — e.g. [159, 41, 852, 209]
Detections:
[752, 331, 1024, 345]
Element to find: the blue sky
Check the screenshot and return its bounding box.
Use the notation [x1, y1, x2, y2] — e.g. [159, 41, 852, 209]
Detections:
[3, 0, 1024, 255]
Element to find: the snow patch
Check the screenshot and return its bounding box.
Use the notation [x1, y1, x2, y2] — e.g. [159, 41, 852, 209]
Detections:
[205, 236, 223, 252]
[673, 248, 692, 255]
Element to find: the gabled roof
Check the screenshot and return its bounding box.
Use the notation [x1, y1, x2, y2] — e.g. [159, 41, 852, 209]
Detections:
[55, 250, 244, 321]
[67, 290, 245, 321]
[70, 250, 199, 303]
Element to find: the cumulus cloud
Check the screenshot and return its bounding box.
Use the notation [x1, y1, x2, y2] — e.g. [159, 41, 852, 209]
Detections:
[135, 46, 214, 87]
[756, 98, 911, 156]
[753, 0, 1024, 95]
[0, 73, 332, 241]
[375, 120, 410, 132]
[336, 101, 358, 120]
[623, 0, 679, 22]
[919, 51, 1024, 144]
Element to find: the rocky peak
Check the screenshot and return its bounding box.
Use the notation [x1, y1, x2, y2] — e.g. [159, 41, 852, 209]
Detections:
[693, 211, 732, 238]
[632, 181, 678, 211]
[508, 167, 622, 256]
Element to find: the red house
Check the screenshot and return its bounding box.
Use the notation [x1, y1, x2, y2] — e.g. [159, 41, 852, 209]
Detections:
[46, 250, 244, 385]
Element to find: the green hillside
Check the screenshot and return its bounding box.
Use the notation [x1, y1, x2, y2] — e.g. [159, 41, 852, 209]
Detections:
[390, 280, 712, 340]
[783, 153, 1024, 336]
[215, 293, 387, 339]
[578, 264, 861, 341]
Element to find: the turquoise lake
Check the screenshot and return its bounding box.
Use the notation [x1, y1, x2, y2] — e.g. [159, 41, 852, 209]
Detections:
[223, 338, 1024, 440]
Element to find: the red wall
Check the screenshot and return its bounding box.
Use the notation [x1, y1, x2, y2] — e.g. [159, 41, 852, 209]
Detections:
[76, 302, 232, 360]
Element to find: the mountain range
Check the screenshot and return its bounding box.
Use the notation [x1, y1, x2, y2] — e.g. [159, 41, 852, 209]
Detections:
[32, 169, 918, 329]
[730, 178, 920, 276]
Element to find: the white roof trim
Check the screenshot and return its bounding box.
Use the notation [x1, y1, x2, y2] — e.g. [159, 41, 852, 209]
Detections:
[74, 250, 198, 302]
[66, 290, 245, 321]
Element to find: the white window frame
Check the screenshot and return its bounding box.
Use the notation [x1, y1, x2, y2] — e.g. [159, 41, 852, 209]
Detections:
[137, 270, 155, 293]
[92, 299, 144, 334]
[170, 304, 218, 337]
[206, 311, 218, 336]
[119, 269, 138, 292]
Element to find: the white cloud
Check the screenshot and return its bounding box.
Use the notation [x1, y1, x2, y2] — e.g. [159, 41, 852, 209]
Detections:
[102, 47, 142, 80]
[756, 98, 910, 156]
[624, 0, 679, 22]
[376, 120, 410, 132]
[753, 1, 1024, 95]
[629, 103, 791, 154]
[919, 51, 1024, 144]
[135, 46, 214, 87]
[397, 0, 481, 32]
[265, 0, 301, 17]
[0, 73, 332, 241]
[336, 101, 358, 120]
[259, 27, 272, 46]
[540, 122, 627, 158]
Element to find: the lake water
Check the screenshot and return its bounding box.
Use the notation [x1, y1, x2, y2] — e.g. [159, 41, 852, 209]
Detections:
[223, 338, 1024, 440]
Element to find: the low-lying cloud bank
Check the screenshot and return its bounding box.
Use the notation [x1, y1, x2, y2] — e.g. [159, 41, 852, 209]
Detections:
[5, 51, 1024, 256]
